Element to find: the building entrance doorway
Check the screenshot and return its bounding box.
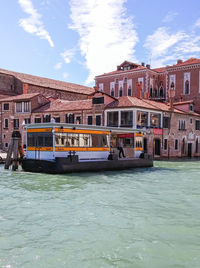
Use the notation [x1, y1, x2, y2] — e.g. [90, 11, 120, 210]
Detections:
[143, 138, 148, 153]
[154, 139, 161, 156]
[188, 143, 192, 158]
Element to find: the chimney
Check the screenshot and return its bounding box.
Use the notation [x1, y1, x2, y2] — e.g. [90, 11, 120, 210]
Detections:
[141, 62, 145, 67]
[93, 86, 99, 91]
[144, 91, 149, 99]
[23, 83, 28, 94]
[146, 64, 150, 69]
[136, 82, 142, 99]
[117, 65, 121, 71]
[177, 59, 183, 64]
[168, 89, 175, 110]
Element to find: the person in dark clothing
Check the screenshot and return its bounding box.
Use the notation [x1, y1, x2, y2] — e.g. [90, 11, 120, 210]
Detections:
[118, 139, 125, 158]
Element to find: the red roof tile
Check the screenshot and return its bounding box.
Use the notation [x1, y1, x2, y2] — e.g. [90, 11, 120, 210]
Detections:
[167, 58, 200, 68]
[152, 67, 165, 73]
[95, 65, 147, 77]
[33, 99, 92, 113]
[0, 68, 94, 95]
[0, 93, 40, 102]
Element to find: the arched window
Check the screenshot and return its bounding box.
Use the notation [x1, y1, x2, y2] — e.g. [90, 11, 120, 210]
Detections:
[128, 87, 132, 96]
[150, 87, 153, 97]
[185, 80, 190, 94]
[159, 87, 164, 97]
[119, 87, 123, 97]
[182, 138, 185, 155]
[170, 82, 175, 90]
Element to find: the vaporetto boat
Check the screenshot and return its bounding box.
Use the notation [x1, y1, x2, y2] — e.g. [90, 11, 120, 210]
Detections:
[22, 123, 153, 173]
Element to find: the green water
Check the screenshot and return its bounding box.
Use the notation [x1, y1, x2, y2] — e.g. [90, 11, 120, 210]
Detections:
[0, 161, 200, 268]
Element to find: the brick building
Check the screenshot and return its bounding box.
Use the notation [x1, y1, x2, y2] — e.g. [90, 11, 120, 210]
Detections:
[0, 64, 200, 159]
[95, 58, 200, 112]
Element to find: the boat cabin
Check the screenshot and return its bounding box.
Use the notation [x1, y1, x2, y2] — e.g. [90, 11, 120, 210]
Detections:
[24, 123, 145, 161]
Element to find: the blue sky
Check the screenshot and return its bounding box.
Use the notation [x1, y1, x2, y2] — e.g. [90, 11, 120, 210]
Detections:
[1, 0, 200, 87]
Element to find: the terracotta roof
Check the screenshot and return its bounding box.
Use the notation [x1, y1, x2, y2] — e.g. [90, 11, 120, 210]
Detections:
[167, 58, 200, 68]
[96, 65, 147, 77]
[173, 100, 194, 105]
[0, 68, 94, 95]
[0, 93, 40, 102]
[152, 67, 165, 73]
[105, 96, 199, 116]
[33, 99, 92, 113]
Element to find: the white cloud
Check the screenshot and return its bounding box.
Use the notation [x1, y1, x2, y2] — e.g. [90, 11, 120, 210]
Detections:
[18, 0, 54, 47]
[69, 0, 138, 84]
[61, 48, 76, 64]
[195, 18, 200, 28]
[163, 11, 178, 23]
[54, 62, 62, 70]
[143, 27, 197, 67]
[63, 72, 69, 79]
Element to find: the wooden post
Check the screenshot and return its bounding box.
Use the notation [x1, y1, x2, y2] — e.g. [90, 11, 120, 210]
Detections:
[4, 131, 23, 171]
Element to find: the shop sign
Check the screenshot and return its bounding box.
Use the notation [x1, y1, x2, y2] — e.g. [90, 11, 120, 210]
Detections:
[118, 133, 134, 138]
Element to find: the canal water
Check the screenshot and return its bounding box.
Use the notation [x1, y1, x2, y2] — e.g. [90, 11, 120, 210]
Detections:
[0, 161, 200, 268]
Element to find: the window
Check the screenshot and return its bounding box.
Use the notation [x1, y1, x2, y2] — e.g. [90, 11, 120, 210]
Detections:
[137, 111, 148, 128]
[65, 114, 69, 123]
[96, 115, 101, 126]
[43, 114, 51, 123]
[184, 80, 190, 94]
[178, 120, 186, 130]
[4, 118, 8, 129]
[115, 78, 119, 84]
[24, 118, 31, 124]
[27, 133, 53, 147]
[150, 113, 161, 128]
[69, 114, 75, 124]
[5, 142, 8, 148]
[76, 116, 81, 124]
[3, 103, 9, 110]
[175, 139, 179, 150]
[88, 116, 93, 125]
[99, 83, 104, 92]
[119, 87, 123, 97]
[55, 133, 109, 148]
[196, 120, 200, 130]
[24, 101, 30, 112]
[128, 87, 132, 96]
[164, 139, 168, 150]
[189, 104, 194, 111]
[54, 117, 60, 123]
[111, 90, 115, 97]
[121, 111, 133, 127]
[190, 118, 193, 124]
[14, 119, 19, 129]
[107, 111, 118, 127]
[92, 97, 104, 104]
[35, 117, 41, 123]
[163, 117, 170, 128]
[16, 102, 22, 113]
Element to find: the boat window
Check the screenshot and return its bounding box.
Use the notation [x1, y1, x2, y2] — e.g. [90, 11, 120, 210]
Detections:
[27, 132, 53, 147]
[55, 132, 109, 148]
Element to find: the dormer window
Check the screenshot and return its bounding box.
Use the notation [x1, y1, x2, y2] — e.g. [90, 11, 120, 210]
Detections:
[123, 66, 130, 71]
[189, 104, 194, 111]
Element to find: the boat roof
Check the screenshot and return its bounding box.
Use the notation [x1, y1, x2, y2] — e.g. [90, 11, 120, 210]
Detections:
[23, 123, 147, 134]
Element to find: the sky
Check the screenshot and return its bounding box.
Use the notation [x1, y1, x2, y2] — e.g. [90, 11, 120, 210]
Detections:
[0, 0, 200, 87]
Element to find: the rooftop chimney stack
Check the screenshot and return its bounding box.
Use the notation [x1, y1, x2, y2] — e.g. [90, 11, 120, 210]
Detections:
[177, 59, 183, 64]
[136, 82, 142, 99]
[141, 62, 145, 67]
[146, 64, 150, 69]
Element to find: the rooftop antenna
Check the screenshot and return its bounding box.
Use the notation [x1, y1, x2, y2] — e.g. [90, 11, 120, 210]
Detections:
[149, 53, 152, 66]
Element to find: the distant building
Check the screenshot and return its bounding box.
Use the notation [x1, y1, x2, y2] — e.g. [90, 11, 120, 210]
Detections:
[95, 58, 200, 112]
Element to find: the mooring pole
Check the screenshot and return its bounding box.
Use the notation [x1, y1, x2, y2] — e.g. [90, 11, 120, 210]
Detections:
[4, 131, 22, 171]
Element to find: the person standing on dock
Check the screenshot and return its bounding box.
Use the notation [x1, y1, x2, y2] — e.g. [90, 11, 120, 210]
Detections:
[118, 139, 125, 158]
